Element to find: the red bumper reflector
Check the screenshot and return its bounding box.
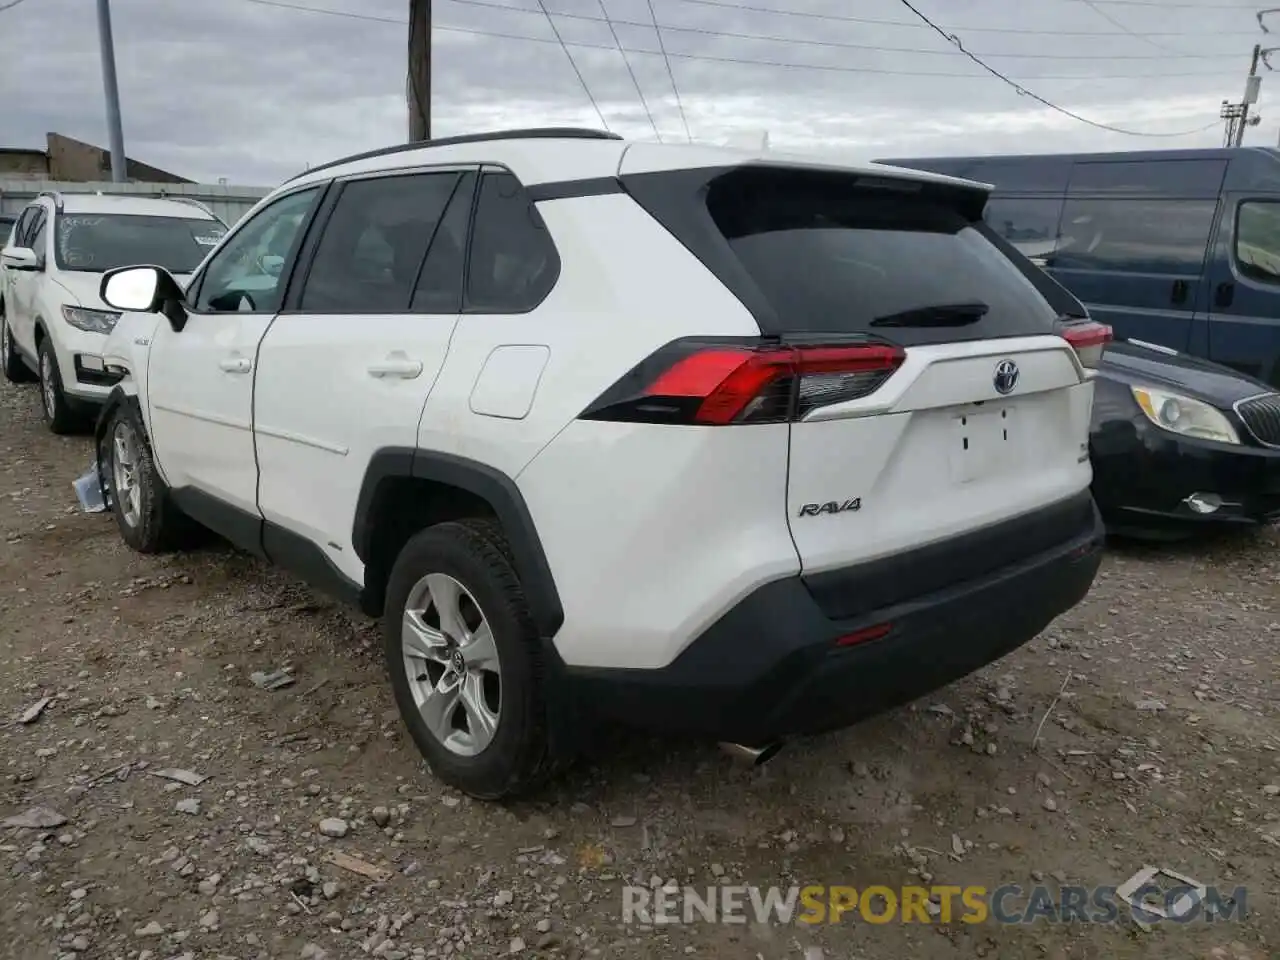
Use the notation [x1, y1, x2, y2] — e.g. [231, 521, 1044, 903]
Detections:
[834, 623, 893, 648]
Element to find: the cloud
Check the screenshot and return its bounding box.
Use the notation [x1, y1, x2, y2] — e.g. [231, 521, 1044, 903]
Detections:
[0, 0, 1266, 184]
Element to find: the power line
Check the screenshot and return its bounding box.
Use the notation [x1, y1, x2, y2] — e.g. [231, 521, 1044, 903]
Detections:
[646, 0, 692, 142]
[1061, 0, 1264, 8]
[443, 23, 1235, 82]
[244, 0, 400, 21]
[444, 0, 1240, 61]
[897, 0, 1223, 137]
[244, 0, 1270, 41]
[595, 0, 662, 140]
[0, 0, 33, 11]
[235, 0, 1230, 142]
[232, 0, 1239, 87]
[666, 0, 1266, 38]
[530, 0, 612, 132]
[1076, 0, 1188, 54]
[239, 0, 1242, 79]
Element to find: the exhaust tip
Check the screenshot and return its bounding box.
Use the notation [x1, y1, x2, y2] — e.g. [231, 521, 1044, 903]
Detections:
[720, 741, 784, 766]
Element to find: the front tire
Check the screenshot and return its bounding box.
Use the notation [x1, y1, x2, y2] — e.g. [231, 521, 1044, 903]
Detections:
[1, 310, 34, 383]
[37, 338, 80, 434]
[383, 519, 559, 799]
[101, 403, 188, 553]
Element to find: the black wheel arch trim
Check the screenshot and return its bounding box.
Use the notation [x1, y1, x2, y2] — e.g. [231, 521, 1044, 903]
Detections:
[93, 385, 146, 508]
[353, 447, 565, 638]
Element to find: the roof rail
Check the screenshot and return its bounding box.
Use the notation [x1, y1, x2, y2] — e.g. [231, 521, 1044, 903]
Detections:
[282, 127, 622, 184]
[158, 194, 226, 225]
[37, 190, 64, 213]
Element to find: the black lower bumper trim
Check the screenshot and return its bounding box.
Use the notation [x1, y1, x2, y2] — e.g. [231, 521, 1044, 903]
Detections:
[565, 498, 1105, 744]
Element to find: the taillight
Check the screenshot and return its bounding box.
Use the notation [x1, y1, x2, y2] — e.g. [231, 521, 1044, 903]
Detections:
[1058, 320, 1112, 370]
[580, 339, 906, 425]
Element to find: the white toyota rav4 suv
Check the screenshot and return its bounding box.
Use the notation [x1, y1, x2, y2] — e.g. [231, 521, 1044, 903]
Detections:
[93, 128, 1108, 799]
[0, 192, 227, 433]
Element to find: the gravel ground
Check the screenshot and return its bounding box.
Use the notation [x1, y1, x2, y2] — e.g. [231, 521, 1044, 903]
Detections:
[1, 373, 1277, 960]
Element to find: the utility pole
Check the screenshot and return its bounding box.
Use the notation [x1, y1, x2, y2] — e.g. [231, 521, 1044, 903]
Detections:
[1238, 44, 1263, 147]
[95, 0, 127, 182]
[407, 0, 431, 142]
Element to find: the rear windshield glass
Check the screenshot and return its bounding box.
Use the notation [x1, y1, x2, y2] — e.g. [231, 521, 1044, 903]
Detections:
[55, 214, 226, 274]
[705, 168, 1062, 344]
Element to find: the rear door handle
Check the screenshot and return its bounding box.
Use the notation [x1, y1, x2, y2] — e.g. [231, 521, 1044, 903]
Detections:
[1171, 279, 1189, 305]
[367, 354, 423, 379]
[219, 356, 252, 374]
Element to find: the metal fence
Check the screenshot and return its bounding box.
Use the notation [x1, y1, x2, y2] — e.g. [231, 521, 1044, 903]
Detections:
[0, 179, 270, 225]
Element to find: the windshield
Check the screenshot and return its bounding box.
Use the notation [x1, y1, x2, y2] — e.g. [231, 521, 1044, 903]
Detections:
[55, 214, 226, 274]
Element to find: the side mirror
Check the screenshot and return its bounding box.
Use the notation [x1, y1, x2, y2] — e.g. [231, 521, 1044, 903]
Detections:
[1, 246, 41, 272]
[100, 265, 189, 332]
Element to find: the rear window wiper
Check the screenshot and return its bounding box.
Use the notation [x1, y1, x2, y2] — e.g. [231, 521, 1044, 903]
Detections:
[869, 301, 989, 328]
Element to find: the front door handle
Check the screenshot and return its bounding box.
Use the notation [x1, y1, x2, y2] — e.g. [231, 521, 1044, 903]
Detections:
[219, 356, 252, 374]
[1215, 282, 1235, 308]
[367, 354, 423, 379]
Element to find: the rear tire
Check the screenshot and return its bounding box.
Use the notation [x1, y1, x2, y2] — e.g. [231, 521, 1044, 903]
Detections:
[383, 519, 561, 800]
[1, 309, 34, 384]
[37, 338, 81, 434]
[101, 403, 191, 553]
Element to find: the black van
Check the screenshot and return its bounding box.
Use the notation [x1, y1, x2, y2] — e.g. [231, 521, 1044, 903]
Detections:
[879, 148, 1280, 389]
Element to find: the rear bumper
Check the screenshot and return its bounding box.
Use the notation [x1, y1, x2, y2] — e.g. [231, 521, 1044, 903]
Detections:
[1091, 416, 1280, 537]
[564, 491, 1104, 745]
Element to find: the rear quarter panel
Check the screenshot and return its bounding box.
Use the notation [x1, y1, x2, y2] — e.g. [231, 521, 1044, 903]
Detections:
[417, 191, 762, 477]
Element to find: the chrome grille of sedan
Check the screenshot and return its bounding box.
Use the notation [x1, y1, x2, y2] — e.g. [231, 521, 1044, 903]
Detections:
[1236, 393, 1280, 448]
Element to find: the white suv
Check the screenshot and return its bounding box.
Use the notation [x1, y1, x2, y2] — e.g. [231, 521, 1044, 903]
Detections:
[92, 128, 1108, 799]
[0, 192, 227, 433]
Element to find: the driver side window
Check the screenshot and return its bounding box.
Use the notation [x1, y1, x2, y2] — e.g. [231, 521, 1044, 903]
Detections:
[193, 186, 322, 314]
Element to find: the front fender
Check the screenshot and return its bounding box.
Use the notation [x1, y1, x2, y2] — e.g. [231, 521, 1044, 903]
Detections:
[101, 312, 161, 395]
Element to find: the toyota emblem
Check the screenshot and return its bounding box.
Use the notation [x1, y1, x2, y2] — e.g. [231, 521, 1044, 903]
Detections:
[993, 359, 1019, 395]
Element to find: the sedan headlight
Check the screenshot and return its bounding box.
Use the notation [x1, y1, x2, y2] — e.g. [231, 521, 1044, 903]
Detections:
[1130, 385, 1240, 445]
[61, 305, 122, 334]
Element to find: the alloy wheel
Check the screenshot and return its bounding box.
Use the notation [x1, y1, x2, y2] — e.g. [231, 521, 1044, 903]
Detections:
[401, 573, 502, 757]
[40, 349, 56, 416]
[111, 420, 142, 528]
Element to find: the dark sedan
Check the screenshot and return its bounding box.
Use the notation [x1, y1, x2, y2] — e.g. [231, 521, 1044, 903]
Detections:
[1090, 338, 1280, 539]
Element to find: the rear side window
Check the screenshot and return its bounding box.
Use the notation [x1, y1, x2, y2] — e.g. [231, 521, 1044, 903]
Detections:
[703, 167, 1061, 345]
[412, 172, 475, 314]
[464, 172, 559, 314]
[300, 172, 461, 314]
[1054, 198, 1216, 274]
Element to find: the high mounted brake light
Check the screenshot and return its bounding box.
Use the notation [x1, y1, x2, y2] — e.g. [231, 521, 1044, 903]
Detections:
[1057, 320, 1112, 370]
[580, 340, 906, 425]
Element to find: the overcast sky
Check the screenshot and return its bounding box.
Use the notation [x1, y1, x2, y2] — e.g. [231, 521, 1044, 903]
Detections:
[0, 0, 1270, 185]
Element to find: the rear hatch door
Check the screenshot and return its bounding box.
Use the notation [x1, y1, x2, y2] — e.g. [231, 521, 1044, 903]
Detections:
[624, 160, 1095, 612]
